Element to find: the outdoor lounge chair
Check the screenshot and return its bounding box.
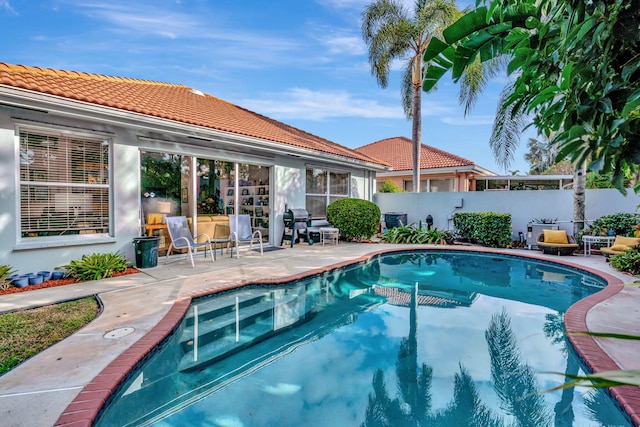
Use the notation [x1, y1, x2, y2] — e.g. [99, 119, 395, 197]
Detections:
[600, 235, 640, 257]
[229, 214, 263, 258]
[536, 229, 579, 256]
[165, 216, 215, 268]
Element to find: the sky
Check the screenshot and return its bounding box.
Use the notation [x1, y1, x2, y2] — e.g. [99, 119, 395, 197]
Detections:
[1, 0, 535, 174]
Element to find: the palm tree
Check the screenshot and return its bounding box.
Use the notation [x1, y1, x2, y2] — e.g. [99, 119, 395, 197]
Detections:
[361, 0, 459, 193]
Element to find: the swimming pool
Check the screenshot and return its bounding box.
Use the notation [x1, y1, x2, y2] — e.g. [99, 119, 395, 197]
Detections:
[95, 250, 631, 426]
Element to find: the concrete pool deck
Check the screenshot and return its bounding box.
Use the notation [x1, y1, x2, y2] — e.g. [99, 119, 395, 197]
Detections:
[0, 243, 638, 426]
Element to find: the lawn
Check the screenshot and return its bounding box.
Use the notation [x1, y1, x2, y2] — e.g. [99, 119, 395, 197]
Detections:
[0, 297, 100, 374]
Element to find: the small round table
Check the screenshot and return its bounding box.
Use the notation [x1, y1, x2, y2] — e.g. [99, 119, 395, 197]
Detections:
[582, 235, 615, 256]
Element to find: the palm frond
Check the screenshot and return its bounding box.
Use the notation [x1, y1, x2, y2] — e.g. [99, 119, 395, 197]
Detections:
[459, 56, 507, 116]
[362, 0, 412, 87]
[402, 60, 414, 119]
[489, 81, 529, 171]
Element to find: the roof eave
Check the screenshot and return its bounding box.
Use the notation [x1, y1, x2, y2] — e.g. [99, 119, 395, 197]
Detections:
[377, 165, 496, 177]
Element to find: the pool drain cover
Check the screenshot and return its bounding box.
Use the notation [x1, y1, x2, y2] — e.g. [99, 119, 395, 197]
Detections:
[104, 327, 135, 339]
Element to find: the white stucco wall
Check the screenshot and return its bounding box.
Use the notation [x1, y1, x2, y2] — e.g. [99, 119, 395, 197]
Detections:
[0, 104, 378, 273]
[374, 189, 640, 239]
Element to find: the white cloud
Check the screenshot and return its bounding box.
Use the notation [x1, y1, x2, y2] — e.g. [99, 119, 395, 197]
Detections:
[242, 88, 404, 120]
[72, 2, 200, 38]
[441, 115, 495, 126]
[241, 88, 455, 121]
[1, 0, 17, 15]
[321, 34, 365, 55]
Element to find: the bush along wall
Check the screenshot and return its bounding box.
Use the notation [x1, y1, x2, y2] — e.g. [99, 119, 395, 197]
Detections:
[452, 212, 512, 248]
[326, 198, 381, 241]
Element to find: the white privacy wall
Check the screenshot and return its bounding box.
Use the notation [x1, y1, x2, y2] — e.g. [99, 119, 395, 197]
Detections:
[374, 189, 640, 238]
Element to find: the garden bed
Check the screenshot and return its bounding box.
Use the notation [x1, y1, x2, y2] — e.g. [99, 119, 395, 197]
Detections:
[0, 267, 140, 297]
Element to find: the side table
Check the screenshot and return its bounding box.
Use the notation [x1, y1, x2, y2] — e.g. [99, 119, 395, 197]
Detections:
[320, 227, 339, 246]
[582, 235, 615, 256]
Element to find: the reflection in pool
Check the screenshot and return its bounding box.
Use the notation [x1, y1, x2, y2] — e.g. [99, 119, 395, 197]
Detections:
[95, 251, 631, 426]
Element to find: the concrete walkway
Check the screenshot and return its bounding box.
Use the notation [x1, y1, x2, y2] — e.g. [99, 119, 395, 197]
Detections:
[0, 243, 638, 427]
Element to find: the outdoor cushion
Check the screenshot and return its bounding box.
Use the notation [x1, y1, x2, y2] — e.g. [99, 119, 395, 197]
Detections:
[536, 231, 578, 256]
[609, 244, 630, 251]
[601, 236, 640, 257]
[543, 229, 569, 244]
[612, 236, 640, 247]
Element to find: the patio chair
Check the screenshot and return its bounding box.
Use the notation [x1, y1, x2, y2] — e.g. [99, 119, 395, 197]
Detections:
[165, 216, 214, 268]
[211, 222, 234, 260]
[535, 229, 579, 256]
[229, 214, 263, 258]
[600, 235, 640, 257]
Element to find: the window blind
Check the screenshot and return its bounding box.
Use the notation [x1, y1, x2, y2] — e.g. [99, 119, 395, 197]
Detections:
[19, 130, 110, 238]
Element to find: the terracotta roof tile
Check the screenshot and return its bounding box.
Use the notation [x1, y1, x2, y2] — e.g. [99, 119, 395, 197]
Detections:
[0, 63, 384, 165]
[355, 136, 475, 171]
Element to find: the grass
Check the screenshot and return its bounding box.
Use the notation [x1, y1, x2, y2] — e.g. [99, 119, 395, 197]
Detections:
[0, 297, 100, 375]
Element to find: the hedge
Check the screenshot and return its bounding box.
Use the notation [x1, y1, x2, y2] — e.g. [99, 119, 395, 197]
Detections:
[326, 198, 381, 241]
[452, 212, 512, 248]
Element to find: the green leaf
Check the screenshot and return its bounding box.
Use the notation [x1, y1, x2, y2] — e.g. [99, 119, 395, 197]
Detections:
[559, 62, 574, 91]
[423, 37, 449, 62]
[622, 96, 640, 117]
[423, 44, 456, 91]
[442, 7, 489, 44]
[572, 331, 640, 341]
[528, 85, 560, 110]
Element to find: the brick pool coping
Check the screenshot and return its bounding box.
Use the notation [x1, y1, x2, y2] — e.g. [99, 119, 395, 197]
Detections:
[54, 247, 640, 426]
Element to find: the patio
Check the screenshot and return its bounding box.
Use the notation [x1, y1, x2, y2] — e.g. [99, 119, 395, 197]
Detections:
[0, 242, 638, 426]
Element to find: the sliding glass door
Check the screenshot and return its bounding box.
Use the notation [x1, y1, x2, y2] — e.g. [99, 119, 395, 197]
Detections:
[140, 151, 270, 246]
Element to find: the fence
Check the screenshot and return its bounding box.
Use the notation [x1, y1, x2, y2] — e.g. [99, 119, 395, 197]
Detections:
[373, 188, 640, 240]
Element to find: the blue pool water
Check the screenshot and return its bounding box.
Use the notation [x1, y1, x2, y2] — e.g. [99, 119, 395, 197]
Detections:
[95, 251, 631, 426]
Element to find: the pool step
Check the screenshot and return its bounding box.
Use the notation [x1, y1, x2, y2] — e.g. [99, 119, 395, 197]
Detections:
[178, 287, 308, 371]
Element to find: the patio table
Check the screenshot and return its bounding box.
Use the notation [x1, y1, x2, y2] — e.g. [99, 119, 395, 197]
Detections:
[582, 235, 615, 256]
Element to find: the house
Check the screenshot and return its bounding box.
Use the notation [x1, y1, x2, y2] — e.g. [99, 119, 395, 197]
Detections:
[0, 63, 387, 273]
[355, 136, 495, 192]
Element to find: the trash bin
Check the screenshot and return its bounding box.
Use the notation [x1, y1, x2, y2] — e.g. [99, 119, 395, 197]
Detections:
[133, 236, 160, 268]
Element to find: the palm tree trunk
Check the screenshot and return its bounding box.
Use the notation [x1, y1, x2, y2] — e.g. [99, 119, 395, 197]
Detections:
[573, 164, 586, 238]
[412, 82, 422, 193]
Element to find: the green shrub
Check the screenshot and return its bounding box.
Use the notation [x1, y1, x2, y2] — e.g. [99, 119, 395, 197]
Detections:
[586, 213, 639, 237]
[452, 212, 512, 248]
[60, 252, 128, 281]
[326, 198, 381, 241]
[381, 222, 450, 244]
[0, 265, 16, 291]
[609, 246, 640, 275]
[378, 179, 402, 193]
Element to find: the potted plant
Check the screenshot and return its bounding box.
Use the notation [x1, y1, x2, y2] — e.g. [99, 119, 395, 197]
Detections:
[0, 264, 16, 290]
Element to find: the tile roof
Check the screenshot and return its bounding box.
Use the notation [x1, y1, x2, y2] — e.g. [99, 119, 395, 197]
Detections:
[372, 286, 469, 308]
[0, 63, 384, 165]
[355, 136, 476, 171]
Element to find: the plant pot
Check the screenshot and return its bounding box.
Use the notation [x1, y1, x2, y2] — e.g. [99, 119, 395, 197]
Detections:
[51, 271, 65, 280]
[38, 271, 52, 281]
[28, 275, 43, 285]
[13, 276, 30, 288]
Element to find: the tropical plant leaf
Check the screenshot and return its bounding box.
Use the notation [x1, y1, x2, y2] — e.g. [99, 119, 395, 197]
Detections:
[545, 370, 640, 391]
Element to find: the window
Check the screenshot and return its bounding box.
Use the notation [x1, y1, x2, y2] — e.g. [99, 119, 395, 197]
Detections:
[430, 179, 454, 192]
[19, 129, 110, 238]
[306, 168, 349, 217]
[403, 180, 428, 192]
[404, 178, 453, 192]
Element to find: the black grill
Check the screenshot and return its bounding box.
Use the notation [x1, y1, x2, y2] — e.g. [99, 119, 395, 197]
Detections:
[281, 208, 315, 247]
